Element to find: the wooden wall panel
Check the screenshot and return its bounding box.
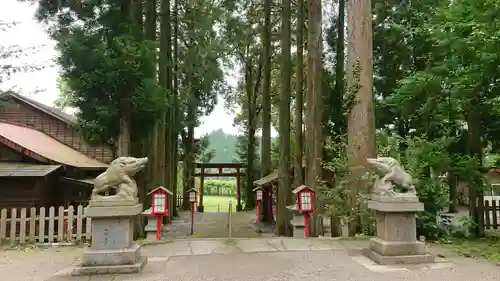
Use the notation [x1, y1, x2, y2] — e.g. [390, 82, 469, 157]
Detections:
[0, 100, 113, 163]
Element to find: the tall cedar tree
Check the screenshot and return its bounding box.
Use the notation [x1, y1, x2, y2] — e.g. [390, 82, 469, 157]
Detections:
[346, 0, 376, 234]
[305, 0, 323, 236]
[277, 0, 292, 236]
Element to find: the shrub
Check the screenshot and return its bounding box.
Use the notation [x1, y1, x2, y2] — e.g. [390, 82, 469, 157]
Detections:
[204, 180, 236, 196]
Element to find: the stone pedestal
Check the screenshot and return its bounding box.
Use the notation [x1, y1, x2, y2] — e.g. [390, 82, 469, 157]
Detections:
[72, 199, 148, 275]
[287, 204, 306, 238]
[363, 195, 434, 265]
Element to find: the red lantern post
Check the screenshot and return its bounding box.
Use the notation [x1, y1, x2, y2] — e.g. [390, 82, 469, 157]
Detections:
[252, 186, 264, 232]
[148, 186, 172, 240]
[186, 188, 198, 235]
[293, 185, 315, 238]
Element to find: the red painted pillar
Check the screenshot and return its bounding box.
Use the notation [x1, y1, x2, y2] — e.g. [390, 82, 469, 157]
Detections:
[190, 202, 195, 235]
[256, 200, 261, 231]
[304, 212, 310, 238]
[198, 168, 205, 212]
[275, 185, 279, 223]
[236, 168, 242, 211]
[156, 215, 162, 240]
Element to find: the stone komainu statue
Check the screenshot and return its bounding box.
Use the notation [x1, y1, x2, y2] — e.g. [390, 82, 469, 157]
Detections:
[366, 157, 417, 196]
[91, 157, 148, 200]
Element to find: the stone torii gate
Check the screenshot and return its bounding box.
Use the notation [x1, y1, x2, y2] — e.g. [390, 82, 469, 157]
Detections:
[194, 162, 246, 212]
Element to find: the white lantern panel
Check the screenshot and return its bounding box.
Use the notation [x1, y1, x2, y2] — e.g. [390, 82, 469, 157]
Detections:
[153, 194, 166, 213]
[189, 192, 196, 202]
[256, 190, 263, 201]
[300, 192, 312, 211]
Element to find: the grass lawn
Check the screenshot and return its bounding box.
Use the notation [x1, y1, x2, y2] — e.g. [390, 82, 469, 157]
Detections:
[440, 236, 500, 261]
[203, 195, 240, 212]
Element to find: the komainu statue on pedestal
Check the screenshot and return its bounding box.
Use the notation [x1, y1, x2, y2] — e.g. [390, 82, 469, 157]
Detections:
[91, 157, 148, 200]
[366, 157, 417, 196]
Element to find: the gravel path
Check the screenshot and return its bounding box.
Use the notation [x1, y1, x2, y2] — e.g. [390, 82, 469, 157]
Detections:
[1, 238, 499, 281]
[0, 246, 83, 281]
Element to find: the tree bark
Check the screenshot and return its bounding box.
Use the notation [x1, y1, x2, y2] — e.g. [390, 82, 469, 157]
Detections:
[245, 63, 257, 210]
[184, 96, 196, 210]
[447, 171, 458, 213]
[172, 0, 180, 217]
[117, 113, 132, 156]
[278, 0, 292, 237]
[182, 1, 195, 211]
[293, 0, 304, 187]
[305, 0, 323, 237]
[334, 0, 345, 120]
[157, 0, 168, 205]
[161, 0, 174, 220]
[128, 0, 144, 239]
[260, 0, 272, 223]
[330, 0, 345, 237]
[346, 0, 376, 235]
[141, 0, 157, 215]
[467, 98, 485, 237]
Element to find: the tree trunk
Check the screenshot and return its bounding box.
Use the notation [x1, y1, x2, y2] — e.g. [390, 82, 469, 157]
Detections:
[334, 0, 345, 121]
[172, 0, 180, 217]
[183, 93, 196, 210]
[305, 0, 323, 237]
[161, 0, 174, 220]
[277, 0, 292, 237]
[129, 0, 144, 239]
[156, 0, 167, 206]
[260, 0, 272, 223]
[142, 0, 157, 214]
[447, 171, 458, 213]
[181, 2, 195, 211]
[246, 56, 264, 211]
[467, 99, 485, 237]
[330, 0, 345, 237]
[117, 109, 132, 156]
[346, 0, 376, 235]
[293, 0, 304, 187]
[246, 64, 256, 210]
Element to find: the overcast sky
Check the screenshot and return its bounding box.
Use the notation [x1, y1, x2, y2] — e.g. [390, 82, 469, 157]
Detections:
[0, 0, 246, 137]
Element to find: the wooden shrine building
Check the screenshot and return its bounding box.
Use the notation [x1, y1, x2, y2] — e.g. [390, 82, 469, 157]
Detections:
[0, 92, 113, 209]
[252, 165, 335, 225]
[194, 162, 245, 212]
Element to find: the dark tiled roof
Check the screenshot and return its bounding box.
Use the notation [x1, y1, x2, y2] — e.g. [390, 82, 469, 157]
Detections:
[254, 170, 279, 186]
[0, 122, 107, 169]
[0, 163, 62, 177]
[1, 92, 76, 124]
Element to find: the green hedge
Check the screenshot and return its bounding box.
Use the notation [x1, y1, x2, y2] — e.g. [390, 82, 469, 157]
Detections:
[204, 180, 236, 196]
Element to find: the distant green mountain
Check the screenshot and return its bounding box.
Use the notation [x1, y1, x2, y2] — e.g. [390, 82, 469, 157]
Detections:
[206, 129, 239, 163]
[205, 129, 277, 163]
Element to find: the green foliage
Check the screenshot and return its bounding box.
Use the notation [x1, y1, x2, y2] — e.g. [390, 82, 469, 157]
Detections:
[59, 33, 165, 143]
[196, 134, 216, 163]
[34, 1, 166, 145]
[178, 0, 228, 121]
[440, 236, 500, 261]
[319, 135, 375, 235]
[205, 129, 239, 163]
[204, 180, 236, 196]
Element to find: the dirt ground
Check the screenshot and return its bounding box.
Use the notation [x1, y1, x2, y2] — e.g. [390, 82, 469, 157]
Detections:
[2, 238, 500, 281]
[165, 210, 261, 239]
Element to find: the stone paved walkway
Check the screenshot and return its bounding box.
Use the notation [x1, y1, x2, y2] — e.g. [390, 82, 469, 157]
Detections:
[1, 238, 499, 281]
[165, 211, 261, 238]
